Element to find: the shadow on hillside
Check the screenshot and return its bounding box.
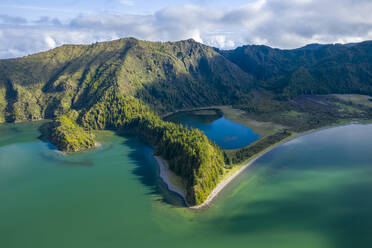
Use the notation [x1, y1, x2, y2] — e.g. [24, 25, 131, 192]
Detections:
[117, 131, 186, 207]
[133, 55, 253, 114]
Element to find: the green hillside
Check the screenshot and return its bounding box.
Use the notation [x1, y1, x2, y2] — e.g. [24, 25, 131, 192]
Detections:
[46, 113, 96, 153]
[80, 90, 225, 205]
[0, 38, 255, 206]
[0, 38, 253, 123]
[2, 37, 372, 206]
[220, 41, 372, 97]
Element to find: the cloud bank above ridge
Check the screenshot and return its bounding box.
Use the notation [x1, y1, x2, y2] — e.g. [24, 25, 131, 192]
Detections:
[1, 0, 372, 59]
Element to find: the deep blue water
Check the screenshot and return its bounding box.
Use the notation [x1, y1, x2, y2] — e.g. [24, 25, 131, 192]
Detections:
[165, 111, 260, 149]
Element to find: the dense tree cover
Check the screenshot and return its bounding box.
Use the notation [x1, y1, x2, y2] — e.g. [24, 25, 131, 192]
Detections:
[0, 38, 252, 124]
[80, 89, 225, 205]
[47, 114, 95, 152]
[2, 39, 372, 124]
[220, 41, 372, 98]
[3, 38, 372, 205]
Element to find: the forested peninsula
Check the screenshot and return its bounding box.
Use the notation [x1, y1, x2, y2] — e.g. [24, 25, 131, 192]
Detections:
[2, 38, 372, 206]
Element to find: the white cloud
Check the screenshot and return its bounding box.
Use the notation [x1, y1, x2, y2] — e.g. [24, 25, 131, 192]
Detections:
[207, 35, 235, 49]
[1, 0, 372, 59]
[44, 35, 56, 48]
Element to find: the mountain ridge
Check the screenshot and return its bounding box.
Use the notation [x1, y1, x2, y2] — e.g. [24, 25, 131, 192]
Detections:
[2, 37, 372, 206]
[3, 38, 372, 124]
[220, 40, 372, 97]
[0, 37, 255, 123]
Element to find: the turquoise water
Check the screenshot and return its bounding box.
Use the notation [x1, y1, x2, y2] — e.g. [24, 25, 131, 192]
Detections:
[165, 111, 260, 149]
[1, 122, 372, 248]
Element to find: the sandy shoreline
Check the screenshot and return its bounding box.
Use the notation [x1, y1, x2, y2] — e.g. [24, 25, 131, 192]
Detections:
[154, 121, 365, 209]
[154, 156, 188, 206]
[154, 145, 276, 209]
[189, 145, 277, 209]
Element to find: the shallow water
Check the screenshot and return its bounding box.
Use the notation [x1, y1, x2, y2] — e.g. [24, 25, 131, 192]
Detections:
[164, 111, 260, 149]
[1, 122, 372, 248]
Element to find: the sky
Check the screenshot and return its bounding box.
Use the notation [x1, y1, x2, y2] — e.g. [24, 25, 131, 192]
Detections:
[1, 0, 372, 59]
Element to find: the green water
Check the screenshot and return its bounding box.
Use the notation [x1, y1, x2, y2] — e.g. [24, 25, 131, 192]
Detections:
[1, 122, 372, 248]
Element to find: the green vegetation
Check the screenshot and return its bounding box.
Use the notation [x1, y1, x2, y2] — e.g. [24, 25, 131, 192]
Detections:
[78, 89, 225, 205]
[47, 114, 95, 152]
[216, 105, 285, 136]
[234, 94, 372, 132]
[226, 130, 292, 165]
[333, 94, 372, 108]
[2, 38, 372, 206]
[0, 38, 253, 124]
[220, 41, 372, 98]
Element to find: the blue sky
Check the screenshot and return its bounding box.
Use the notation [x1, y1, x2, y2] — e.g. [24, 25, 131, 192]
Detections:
[0, 0, 252, 20]
[1, 0, 372, 59]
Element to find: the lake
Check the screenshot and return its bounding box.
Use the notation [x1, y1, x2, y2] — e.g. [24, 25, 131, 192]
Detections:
[164, 110, 260, 149]
[1, 122, 372, 248]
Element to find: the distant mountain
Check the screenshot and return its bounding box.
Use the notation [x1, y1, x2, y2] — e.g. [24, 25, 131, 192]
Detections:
[219, 40, 372, 97]
[296, 43, 326, 50]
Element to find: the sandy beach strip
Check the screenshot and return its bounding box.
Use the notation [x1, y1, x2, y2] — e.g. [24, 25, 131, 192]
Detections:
[154, 156, 188, 205]
[154, 122, 360, 209]
[189, 123, 363, 209]
[189, 146, 277, 209]
[154, 146, 274, 209]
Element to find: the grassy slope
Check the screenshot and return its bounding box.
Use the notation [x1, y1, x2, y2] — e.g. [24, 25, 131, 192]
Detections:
[0, 38, 254, 123]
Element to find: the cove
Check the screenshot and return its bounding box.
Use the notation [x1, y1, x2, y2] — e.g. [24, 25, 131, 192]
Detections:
[164, 110, 260, 149]
[1, 122, 372, 248]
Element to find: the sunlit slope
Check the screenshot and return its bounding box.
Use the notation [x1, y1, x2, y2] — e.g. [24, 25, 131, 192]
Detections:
[0, 38, 253, 123]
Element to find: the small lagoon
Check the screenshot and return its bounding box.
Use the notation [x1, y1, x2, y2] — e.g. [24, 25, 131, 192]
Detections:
[164, 110, 260, 149]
